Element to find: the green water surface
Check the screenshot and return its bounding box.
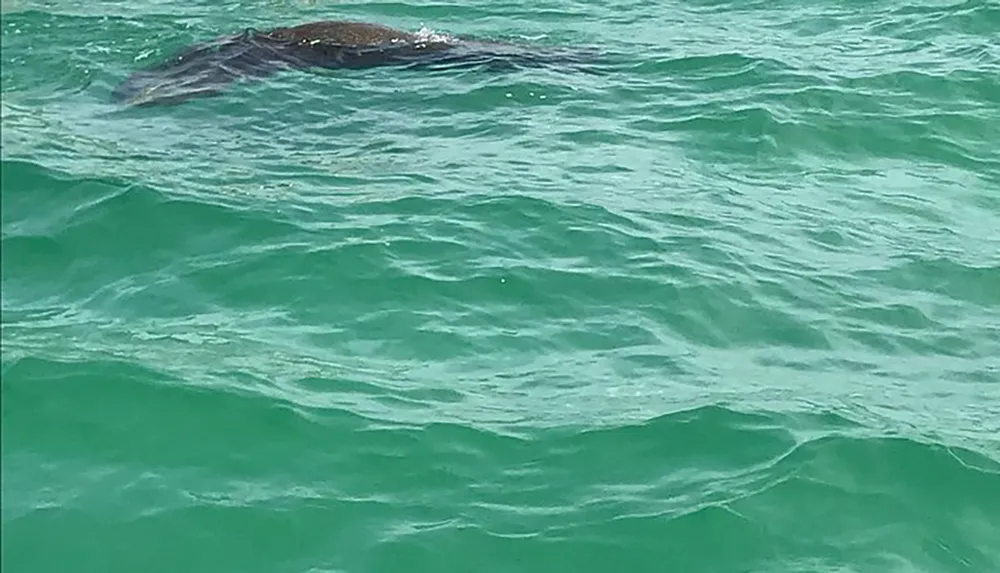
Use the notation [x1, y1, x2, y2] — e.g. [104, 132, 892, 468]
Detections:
[2, 0, 999, 571]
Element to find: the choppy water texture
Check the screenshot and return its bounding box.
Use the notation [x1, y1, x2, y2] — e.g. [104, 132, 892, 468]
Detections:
[3, 0, 999, 571]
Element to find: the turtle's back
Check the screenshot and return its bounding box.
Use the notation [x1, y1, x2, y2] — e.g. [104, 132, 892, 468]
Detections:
[263, 20, 419, 46]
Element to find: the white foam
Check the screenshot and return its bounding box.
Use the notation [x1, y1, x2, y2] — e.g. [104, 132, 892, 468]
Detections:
[413, 26, 457, 44]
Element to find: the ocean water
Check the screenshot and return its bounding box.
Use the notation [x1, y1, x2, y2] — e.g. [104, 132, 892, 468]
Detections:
[2, 0, 999, 571]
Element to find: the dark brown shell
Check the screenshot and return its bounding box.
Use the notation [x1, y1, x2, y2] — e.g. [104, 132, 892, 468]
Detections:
[262, 21, 419, 46]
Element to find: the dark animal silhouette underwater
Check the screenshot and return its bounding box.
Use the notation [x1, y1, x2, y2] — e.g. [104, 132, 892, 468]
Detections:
[112, 20, 601, 106]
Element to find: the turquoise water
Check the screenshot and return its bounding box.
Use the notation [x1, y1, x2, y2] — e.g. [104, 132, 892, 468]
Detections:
[2, 0, 999, 571]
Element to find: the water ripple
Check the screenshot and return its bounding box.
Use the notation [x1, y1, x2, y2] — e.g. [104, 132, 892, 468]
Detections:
[3, 1, 999, 571]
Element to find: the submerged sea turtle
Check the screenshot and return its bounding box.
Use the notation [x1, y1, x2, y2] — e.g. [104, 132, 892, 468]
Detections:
[113, 19, 599, 106]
